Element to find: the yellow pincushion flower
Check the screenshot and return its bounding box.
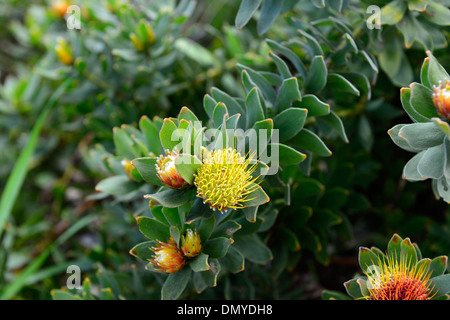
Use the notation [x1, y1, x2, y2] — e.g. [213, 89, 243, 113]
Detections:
[433, 79, 450, 119]
[149, 237, 185, 274]
[194, 148, 259, 212]
[364, 252, 435, 300]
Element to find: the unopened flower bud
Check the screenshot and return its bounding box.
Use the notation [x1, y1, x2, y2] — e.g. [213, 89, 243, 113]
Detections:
[149, 237, 185, 274]
[181, 229, 202, 258]
[156, 149, 190, 189]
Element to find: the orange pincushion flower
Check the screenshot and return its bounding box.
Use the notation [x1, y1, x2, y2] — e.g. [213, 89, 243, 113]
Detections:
[433, 79, 450, 119]
[149, 237, 185, 274]
[156, 149, 189, 189]
[364, 252, 435, 300]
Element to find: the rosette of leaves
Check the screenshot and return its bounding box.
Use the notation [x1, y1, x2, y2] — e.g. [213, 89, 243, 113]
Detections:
[388, 51, 450, 202]
[323, 234, 450, 300]
[364, 0, 450, 86]
[222, 20, 376, 266]
[89, 115, 164, 203]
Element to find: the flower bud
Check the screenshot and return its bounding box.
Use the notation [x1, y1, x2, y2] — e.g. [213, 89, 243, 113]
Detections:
[121, 159, 143, 182]
[156, 149, 190, 189]
[55, 38, 73, 65]
[130, 33, 144, 51]
[181, 229, 202, 258]
[52, 1, 70, 18]
[149, 237, 185, 274]
[433, 79, 450, 119]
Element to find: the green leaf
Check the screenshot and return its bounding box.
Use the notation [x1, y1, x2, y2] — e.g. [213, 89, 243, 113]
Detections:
[243, 184, 270, 207]
[398, 122, 445, 150]
[196, 215, 216, 242]
[266, 39, 306, 78]
[294, 94, 330, 116]
[326, 73, 360, 96]
[380, 0, 407, 25]
[130, 240, 156, 261]
[174, 154, 202, 185]
[258, 0, 283, 34]
[235, 0, 262, 29]
[305, 55, 327, 93]
[400, 87, 429, 123]
[210, 220, 242, 239]
[144, 188, 196, 208]
[358, 247, 380, 273]
[236, 64, 278, 105]
[425, 50, 450, 88]
[245, 87, 265, 129]
[344, 278, 365, 299]
[139, 116, 162, 156]
[163, 207, 183, 228]
[113, 127, 138, 160]
[396, 12, 417, 48]
[417, 144, 444, 179]
[273, 107, 307, 141]
[178, 106, 199, 124]
[269, 51, 292, 80]
[317, 111, 349, 143]
[234, 233, 273, 264]
[211, 87, 245, 117]
[270, 143, 307, 165]
[429, 256, 448, 278]
[430, 274, 450, 297]
[387, 233, 403, 262]
[291, 129, 332, 156]
[161, 267, 192, 300]
[51, 290, 77, 300]
[174, 38, 219, 67]
[275, 77, 302, 113]
[297, 227, 321, 252]
[203, 237, 233, 259]
[160, 118, 180, 151]
[322, 290, 352, 300]
[203, 94, 217, 119]
[131, 157, 164, 186]
[409, 82, 439, 119]
[212, 102, 228, 128]
[219, 246, 245, 274]
[402, 151, 427, 181]
[297, 29, 324, 57]
[423, 1, 450, 26]
[432, 118, 450, 138]
[185, 197, 215, 224]
[137, 216, 171, 242]
[190, 253, 210, 272]
[388, 124, 423, 153]
[445, 138, 450, 179]
[95, 175, 138, 195]
[400, 237, 418, 264]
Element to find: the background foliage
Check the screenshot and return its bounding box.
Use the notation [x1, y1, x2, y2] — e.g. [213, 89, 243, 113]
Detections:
[0, 0, 449, 300]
